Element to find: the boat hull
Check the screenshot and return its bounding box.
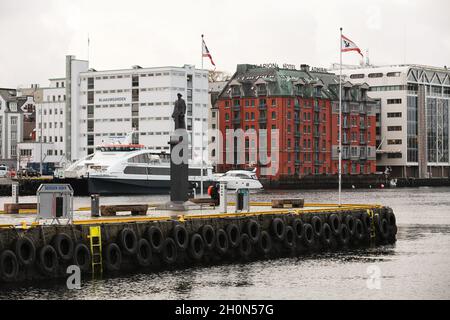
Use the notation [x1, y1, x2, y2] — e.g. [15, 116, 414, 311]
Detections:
[88, 177, 214, 195]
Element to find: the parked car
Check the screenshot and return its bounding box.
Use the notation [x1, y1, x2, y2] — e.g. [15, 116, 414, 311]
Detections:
[17, 167, 41, 178]
[0, 165, 8, 178]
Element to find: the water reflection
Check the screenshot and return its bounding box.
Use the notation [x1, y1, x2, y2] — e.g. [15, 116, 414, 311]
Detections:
[0, 187, 449, 299]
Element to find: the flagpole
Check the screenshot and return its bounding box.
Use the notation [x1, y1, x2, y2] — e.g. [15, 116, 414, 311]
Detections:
[339, 27, 343, 207]
[200, 34, 204, 197]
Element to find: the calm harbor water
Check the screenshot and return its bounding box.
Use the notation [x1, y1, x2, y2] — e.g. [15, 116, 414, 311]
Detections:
[0, 187, 449, 300]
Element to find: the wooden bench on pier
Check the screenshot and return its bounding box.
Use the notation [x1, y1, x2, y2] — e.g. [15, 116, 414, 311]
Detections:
[271, 198, 304, 209]
[189, 198, 218, 209]
[3, 203, 37, 214]
[100, 204, 148, 217]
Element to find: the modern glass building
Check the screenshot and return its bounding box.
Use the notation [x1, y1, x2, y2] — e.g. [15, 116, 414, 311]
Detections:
[342, 64, 450, 178]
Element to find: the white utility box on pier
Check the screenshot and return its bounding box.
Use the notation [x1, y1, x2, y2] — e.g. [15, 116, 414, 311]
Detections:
[36, 184, 74, 224]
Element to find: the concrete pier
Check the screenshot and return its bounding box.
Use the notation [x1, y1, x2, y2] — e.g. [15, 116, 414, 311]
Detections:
[0, 203, 397, 283]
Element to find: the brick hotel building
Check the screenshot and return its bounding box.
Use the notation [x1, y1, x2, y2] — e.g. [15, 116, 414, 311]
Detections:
[217, 64, 380, 180]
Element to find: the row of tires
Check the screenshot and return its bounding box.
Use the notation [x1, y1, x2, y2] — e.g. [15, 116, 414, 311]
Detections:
[0, 210, 397, 281]
[0, 233, 91, 282]
[102, 210, 397, 272]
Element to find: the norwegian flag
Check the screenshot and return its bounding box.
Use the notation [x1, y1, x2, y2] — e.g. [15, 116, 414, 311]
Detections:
[202, 37, 216, 67]
[341, 34, 363, 57]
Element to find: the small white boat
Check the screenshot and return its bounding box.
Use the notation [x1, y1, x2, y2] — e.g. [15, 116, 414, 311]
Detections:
[214, 169, 263, 190]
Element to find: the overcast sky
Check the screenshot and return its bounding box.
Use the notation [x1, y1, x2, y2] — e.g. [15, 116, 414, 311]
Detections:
[1, 0, 449, 88]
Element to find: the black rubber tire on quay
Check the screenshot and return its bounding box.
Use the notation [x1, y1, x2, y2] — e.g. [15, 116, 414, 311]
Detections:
[354, 219, 365, 242]
[15, 236, 36, 266]
[0, 250, 19, 282]
[284, 226, 296, 249]
[245, 219, 261, 244]
[311, 216, 322, 238]
[162, 238, 178, 265]
[104, 243, 122, 272]
[302, 223, 315, 248]
[226, 224, 241, 248]
[257, 231, 272, 255]
[52, 233, 74, 261]
[345, 215, 356, 237]
[145, 225, 164, 253]
[136, 239, 153, 267]
[200, 225, 215, 250]
[238, 234, 252, 259]
[172, 224, 189, 251]
[38, 245, 59, 275]
[292, 218, 304, 241]
[321, 223, 332, 248]
[338, 224, 350, 246]
[118, 228, 138, 256]
[73, 243, 91, 273]
[188, 233, 205, 261]
[378, 218, 390, 240]
[215, 229, 229, 256]
[271, 218, 286, 241]
[328, 214, 341, 236]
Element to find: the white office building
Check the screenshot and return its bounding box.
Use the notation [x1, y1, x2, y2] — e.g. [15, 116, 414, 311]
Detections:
[35, 78, 68, 166]
[341, 64, 450, 178]
[41, 56, 209, 166]
[60, 56, 209, 165]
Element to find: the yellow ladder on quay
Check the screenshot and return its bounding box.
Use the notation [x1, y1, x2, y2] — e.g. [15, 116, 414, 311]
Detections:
[88, 226, 103, 275]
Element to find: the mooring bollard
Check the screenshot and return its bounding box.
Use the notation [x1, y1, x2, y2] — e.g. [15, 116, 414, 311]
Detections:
[11, 183, 19, 204]
[219, 181, 227, 213]
[91, 194, 100, 217]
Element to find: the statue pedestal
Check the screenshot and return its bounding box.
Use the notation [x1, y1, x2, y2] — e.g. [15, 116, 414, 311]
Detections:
[158, 131, 190, 214]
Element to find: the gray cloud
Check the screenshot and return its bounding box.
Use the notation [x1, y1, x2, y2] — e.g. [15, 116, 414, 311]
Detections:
[1, 0, 449, 88]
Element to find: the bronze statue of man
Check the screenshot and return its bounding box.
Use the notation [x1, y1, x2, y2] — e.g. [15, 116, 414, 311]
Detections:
[172, 93, 186, 129]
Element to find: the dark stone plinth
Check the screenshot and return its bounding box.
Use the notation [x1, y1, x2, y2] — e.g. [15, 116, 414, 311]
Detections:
[158, 131, 190, 213]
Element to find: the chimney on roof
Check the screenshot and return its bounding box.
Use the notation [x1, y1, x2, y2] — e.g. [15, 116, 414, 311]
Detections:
[300, 64, 310, 72]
